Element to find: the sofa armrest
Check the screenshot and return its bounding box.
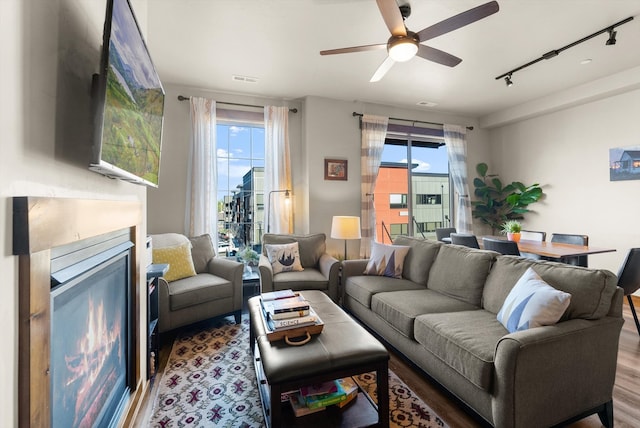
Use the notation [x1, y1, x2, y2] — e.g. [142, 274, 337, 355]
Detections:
[341, 259, 368, 281]
[208, 257, 244, 310]
[208, 257, 243, 283]
[492, 316, 623, 427]
[258, 254, 274, 293]
[318, 253, 340, 302]
[157, 277, 171, 332]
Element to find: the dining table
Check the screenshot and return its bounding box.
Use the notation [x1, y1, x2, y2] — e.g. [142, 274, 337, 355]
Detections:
[479, 236, 616, 262]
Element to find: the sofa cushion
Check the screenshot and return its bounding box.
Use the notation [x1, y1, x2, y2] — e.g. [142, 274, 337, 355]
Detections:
[497, 267, 571, 332]
[270, 268, 329, 292]
[262, 233, 326, 268]
[392, 236, 442, 285]
[427, 244, 497, 306]
[189, 234, 215, 274]
[265, 242, 304, 274]
[344, 276, 425, 309]
[167, 273, 232, 311]
[364, 242, 410, 278]
[371, 289, 479, 339]
[152, 243, 197, 282]
[414, 310, 507, 391]
[482, 256, 618, 320]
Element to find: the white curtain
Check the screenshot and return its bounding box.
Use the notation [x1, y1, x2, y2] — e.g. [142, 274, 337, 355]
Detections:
[444, 124, 472, 234]
[264, 106, 292, 234]
[185, 97, 217, 246]
[360, 114, 388, 257]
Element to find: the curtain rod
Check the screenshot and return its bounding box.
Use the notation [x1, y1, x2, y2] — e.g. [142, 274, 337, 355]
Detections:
[352, 112, 473, 131]
[177, 95, 297, 113]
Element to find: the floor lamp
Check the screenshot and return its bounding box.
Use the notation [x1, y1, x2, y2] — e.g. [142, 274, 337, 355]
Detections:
[331, 216, 361, 260]
[267, 189, 290, 233]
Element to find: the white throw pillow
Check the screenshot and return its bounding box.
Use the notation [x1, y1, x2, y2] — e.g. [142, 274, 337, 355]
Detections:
[363, 242, 410, 279]
[265, 242, 304, 274]
[497, 267, 571, 333]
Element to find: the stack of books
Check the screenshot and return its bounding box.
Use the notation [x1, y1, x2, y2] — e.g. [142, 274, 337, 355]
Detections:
[261, 290, 318, 331]
[288, 377, 359, 417]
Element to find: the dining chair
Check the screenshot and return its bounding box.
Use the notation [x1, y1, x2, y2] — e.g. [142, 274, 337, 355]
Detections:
[482, 237, 521, 256]
[550, 233, 589, 267]
[450, 233, 480, 249]
[520, 230, 546, 241]
[519, 230, 546, 260]
[617, 248, 640, 336]
[435, 227, 456, 243]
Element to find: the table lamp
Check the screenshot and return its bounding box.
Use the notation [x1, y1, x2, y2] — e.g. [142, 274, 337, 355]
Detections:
[331, 216, 361, 260]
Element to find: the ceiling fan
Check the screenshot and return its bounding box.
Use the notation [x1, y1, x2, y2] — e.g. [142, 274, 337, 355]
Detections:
[320, 0, 499, 82]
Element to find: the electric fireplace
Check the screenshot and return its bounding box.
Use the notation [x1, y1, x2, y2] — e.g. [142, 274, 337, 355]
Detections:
[13, 197, 143, 428]
[50, 235, 133, 428]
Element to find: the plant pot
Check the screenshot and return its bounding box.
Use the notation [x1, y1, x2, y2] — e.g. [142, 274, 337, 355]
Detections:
[507, 232, 521, 243]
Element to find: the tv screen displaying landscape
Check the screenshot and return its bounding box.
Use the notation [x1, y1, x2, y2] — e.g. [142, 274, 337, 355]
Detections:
[92, 0, 164, 187]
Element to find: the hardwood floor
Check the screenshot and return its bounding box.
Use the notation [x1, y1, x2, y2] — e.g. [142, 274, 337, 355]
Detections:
[136, 297, 640, 427]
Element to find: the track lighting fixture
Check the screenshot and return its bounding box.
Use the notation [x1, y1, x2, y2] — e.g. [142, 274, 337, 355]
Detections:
[495, 16, 633, 86]
[606, 28, 617, 46]
[505, 74, 513, 87]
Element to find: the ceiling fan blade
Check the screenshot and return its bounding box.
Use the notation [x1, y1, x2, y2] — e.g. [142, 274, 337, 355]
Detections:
[370, 56, 395, 82]
[416, 45, 462, 67]
[376, 0, 407, 36]
[416, 1, 499, 42]
[320, 43, 386, 56]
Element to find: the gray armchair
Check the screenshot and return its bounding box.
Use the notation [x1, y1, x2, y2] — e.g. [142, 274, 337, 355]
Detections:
[259, 233, 340, 302]
[150, 233, 243, 333]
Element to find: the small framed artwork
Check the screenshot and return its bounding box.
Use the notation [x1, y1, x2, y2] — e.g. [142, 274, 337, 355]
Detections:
[325, 159, 348, 181]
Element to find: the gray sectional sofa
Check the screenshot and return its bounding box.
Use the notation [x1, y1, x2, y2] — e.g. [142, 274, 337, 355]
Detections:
[341, 236, 623, 428]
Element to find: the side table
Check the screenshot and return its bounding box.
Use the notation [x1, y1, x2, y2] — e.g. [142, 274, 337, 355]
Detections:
[147, 263, 169, 380]
[243, 265, 261, 299]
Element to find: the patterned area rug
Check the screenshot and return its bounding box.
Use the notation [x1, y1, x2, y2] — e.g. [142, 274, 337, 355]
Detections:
[150, 316, 449, 428]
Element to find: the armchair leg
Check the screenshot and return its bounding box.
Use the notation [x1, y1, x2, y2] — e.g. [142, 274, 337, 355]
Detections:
[597, 400, 614, 428]
[233, 310, 242, 324]
[627, 295, 640, 336]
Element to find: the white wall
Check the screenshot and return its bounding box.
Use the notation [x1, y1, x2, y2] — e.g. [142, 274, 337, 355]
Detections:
[487, 87, 640, 274]
[1, 0, 148, 426]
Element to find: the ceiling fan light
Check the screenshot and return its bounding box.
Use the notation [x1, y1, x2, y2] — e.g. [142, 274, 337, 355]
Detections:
[388, 38, 418, 62]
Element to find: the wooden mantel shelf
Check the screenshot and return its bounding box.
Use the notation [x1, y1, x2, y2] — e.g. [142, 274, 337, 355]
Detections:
[13, 196, 144, 428]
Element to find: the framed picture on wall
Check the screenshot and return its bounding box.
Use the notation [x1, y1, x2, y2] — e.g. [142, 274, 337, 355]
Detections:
[325, 159, 348, 181]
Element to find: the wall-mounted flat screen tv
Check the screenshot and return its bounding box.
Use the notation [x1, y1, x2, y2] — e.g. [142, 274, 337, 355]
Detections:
[91, 0, 165, 187]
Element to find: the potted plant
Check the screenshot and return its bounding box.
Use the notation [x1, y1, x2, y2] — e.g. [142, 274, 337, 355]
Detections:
[501, 220, 522, 242]
[238, 247, 260, 267]
[472, 162, 544, 234]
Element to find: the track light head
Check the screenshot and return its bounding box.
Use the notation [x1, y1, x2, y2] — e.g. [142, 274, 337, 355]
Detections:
[505, 74, 514, 87]
[606, 28, 617, 45]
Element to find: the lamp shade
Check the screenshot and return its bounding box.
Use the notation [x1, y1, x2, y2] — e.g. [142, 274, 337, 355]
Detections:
[331, 216, 361, 240]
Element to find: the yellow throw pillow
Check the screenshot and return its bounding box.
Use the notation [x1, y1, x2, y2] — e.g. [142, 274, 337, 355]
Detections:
[152, 243, 197, 282]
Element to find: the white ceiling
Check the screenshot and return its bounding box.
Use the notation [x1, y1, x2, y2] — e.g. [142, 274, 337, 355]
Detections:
[147, 0, 640, 119]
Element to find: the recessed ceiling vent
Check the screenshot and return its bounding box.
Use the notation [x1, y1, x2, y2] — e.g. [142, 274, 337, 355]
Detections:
[232, 75, 259, 83]
[416, 101, 437, 107]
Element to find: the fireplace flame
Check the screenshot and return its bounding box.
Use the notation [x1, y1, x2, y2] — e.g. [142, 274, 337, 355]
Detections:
[63, 296, 122, 426]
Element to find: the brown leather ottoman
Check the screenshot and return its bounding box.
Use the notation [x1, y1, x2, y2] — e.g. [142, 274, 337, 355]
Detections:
[248, 290, 389, 427]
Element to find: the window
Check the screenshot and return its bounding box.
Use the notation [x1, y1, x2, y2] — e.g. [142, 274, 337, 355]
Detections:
[416, 194, 442, 205]
[216, 122, 265, 255]
[375, 131, 452, 242]
[390, 223, 408, 237]
[389, 193, 407, 209]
